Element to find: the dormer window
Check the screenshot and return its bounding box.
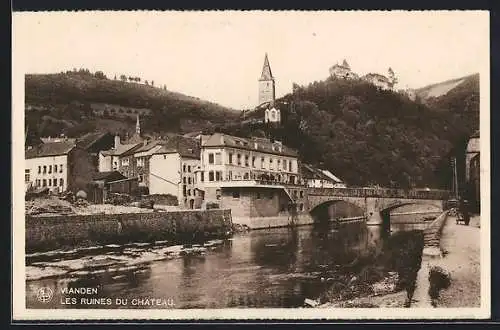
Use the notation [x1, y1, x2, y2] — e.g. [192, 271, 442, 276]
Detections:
[254, 142, 258, 149]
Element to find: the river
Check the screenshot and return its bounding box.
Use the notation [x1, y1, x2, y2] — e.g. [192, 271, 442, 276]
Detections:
[26, 220, 427, 309]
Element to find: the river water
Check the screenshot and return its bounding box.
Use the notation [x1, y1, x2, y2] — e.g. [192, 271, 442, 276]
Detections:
[26, 221, 426, 309]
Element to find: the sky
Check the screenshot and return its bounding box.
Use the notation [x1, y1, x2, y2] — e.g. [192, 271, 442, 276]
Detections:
[13, 11, 489, 109]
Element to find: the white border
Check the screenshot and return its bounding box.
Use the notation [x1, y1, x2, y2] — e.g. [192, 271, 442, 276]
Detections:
[12, 10, 491, 321]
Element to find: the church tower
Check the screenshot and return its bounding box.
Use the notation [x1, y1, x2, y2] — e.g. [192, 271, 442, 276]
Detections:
[258, 53, 276, 106]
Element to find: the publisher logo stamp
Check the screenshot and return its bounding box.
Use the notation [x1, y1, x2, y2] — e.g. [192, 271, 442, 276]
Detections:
[36, 287, 53, 303]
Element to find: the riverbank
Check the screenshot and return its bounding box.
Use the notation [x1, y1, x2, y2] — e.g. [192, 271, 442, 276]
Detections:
[316, 230, 424, 308]
[429, 215, 481, 307]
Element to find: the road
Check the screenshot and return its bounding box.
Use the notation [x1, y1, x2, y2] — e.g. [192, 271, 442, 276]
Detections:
[434, 215, 481, 307]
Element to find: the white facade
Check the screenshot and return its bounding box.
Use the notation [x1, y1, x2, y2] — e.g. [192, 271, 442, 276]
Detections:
[25, 154, 69, 193]
[199, 146, 299, 185]
[264, 107, 281, 124]
[149, 152, 181, 196]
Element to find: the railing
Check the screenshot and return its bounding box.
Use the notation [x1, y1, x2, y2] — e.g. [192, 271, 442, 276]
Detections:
[308, 187, 451, 200]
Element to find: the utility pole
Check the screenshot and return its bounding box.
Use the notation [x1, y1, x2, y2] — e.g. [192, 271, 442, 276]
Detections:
[452, 157, 459, 199]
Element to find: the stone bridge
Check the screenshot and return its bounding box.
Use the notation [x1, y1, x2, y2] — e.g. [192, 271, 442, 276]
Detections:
[306, 187, 451, 225]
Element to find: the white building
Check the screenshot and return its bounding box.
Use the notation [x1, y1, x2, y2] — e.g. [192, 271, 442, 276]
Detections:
[264, 107, 281, 124]
[148, 143, 201, 209]
[25, 140, 94, 193]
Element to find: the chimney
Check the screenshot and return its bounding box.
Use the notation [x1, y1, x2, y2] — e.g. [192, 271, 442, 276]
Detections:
[114, 135, 120, 149]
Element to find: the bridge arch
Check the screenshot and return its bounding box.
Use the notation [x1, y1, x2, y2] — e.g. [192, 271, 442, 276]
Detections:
[309, 199, 365, 223]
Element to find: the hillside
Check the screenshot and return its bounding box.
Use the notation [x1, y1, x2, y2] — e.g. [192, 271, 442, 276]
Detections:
[415, 74, 477, 100]
[25, 71, 241, 138]
[223, 76, 478, 189]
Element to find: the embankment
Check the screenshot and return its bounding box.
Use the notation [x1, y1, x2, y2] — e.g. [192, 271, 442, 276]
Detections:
[26, 209, 232, 252]
[412, 210, 449, 307]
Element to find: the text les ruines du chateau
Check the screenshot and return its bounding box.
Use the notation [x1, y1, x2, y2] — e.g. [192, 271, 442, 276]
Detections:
[60, 287, 175, 307]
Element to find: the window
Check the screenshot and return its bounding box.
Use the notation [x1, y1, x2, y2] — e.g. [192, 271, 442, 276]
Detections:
[277, 159, 281, 170]
[200, 172, 204, 182]
[188, 177, 192, 184]
[270, 158, 274, 170]
[228, 171, 232, 180]
[48, 179, 51, 187]
[289, 161, 292, 172]
[237, 154, 241, 166]
[188, 189, 191, 196]
[53, 179, 57, 186]
[138, 174, 144, 182]
[215, 171, 222, 181]
[208, 153, 214, 164]
[215, 153, 222, 165]
[60, 164, 63, 173]
[183, 177, 187, 184]
[232, 190, 240, 199]
[164, 155, 167, 159]
[209, 171, 214, 181]
[48, 165, 52, 174]
[36, 179, 40, 187]
[24, 169, 30, 182]
[293, 190, 298, 198]
[300, 190, 304, 198]
[216, 189, 221, 200]
[299, 203, 304, 212]
[283, 160, 287, 171]
[42, 179, 46, 187]
[243, 172, 249, 180]
[43, 166, 47, 174]
[137, 158, 144, 167]
[183, 185, 187, 197]
[245, 155, 249, 167]
[122, 158, 129, 166]
[54, 165, 58, 172]
[183, 164, 186, 172]
[228, 153, 233, 164]
[38, 166, 41, 174]
[261, 157, 265, 169]
[188, 165, 191, 173]
[59, 178, 64, 187]
[252, 156, 256, 167]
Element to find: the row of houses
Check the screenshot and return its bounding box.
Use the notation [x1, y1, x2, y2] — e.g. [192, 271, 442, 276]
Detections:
[25, 118, 345, 213]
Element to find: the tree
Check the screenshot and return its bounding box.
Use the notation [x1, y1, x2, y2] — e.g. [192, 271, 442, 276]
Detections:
[145, 80, 148, 85]
[114, 75, 117, 80]
[95, 71, 106, 79]
[151, 80, 154, 87]
[120, 74, 127, 82]
[128, 76, 134, 82]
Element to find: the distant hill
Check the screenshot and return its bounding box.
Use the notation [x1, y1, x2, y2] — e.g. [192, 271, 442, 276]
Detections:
[415, 74, 477, 100]
[222, 76, 476, 189]
[416, 73, 479, 133]
[25, 71, 240, 138]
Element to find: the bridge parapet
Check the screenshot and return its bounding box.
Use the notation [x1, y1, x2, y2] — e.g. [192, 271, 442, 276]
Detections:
[307, 187, 451, 200]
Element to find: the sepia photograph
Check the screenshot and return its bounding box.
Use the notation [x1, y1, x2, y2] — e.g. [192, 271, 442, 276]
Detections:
[12, 10, 490, 320]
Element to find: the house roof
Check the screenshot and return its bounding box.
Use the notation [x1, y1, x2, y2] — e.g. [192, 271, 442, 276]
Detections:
[100, 143, 141, 157]
[152, 135, 201, 159]
[92, 171, 127, 182]
[77, 132, 112, 150]
[25, 141, 76, 159]
[133, 140, 164, 153]
[301, 164, 343, 183]
[259, 53, 274, 81]
[203, 133, 298, 157]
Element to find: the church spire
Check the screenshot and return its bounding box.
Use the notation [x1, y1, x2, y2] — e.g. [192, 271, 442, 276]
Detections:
[135, 114, 141, 135]
[260, 53, 274, 81]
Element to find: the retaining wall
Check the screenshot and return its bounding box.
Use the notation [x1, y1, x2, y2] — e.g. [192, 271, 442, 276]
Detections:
[26, 209, 232, 252]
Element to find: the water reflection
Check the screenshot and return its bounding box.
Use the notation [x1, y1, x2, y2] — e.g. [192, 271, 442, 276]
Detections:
[26, 221, 417, 309]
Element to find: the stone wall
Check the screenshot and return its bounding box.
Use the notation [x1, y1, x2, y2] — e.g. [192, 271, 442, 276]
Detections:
[26, 209, 232, 252]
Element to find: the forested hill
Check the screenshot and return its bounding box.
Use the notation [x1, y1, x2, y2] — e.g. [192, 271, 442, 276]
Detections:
[228, 76, 478, 189]
[25, 71, 240, 138]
